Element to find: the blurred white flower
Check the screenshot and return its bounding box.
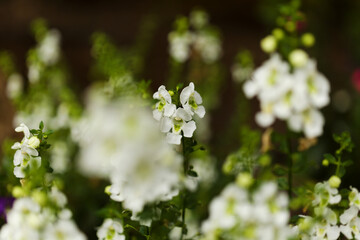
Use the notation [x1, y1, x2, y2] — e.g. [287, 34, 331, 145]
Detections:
[193, 33, 222, 64]
[168, 32, 192, 63]
[6, 73, 23, 99]
[38, 29, 61, 66]
[96, 218, 125, 240]
[201, 182, 293, 240]
[75, 93, 183, 213]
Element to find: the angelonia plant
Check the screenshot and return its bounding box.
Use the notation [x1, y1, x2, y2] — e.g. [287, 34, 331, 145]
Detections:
[0, 1, 359, 240]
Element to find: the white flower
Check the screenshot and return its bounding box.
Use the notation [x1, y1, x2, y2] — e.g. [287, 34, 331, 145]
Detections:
[153, 85, 176, 121]
[349, 187, 360, 209]
[168, 32, 192, 63]
[11, 123, 41, 178]
[293, 59, 330, 108]
[180, 82, 206, 118]
[6, 73, 23, 99]
[201, 182, 293, 240]
[288, 108, 325, 138]
[43, 220, 86, 240]
[160, 108, 196, 145]
[97, 219, 125, 240]
[38, 29, 61, 66]
[339, 206, 360, 239]
[75, 94, 183, 213]
[192, 33, 222, 63]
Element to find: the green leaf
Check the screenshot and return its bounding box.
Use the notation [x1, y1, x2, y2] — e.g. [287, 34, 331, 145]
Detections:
[273, 165, 288, 176]
[39, 121, 44, 130]
[323, 154, 337, 164]
[187, 170, 198, 177]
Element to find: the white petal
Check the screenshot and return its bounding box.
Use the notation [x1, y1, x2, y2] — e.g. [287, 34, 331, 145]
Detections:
[340, 206, 358, 224]
[166, 133, 182, 145]
[195, 105, 206, 118]
[180, 84, 194, 105]
[153, 109, 162, 121]
[243, 80, 258, 98]
[182, 121, 196, 138]
[24, 146, 39, 157]
[153, 91, 160, 99]
[288, 114, 303, 132]
[273, 101, 291, 119]
[159, 87, 171, 103]
[255, 111, 274, 127]
[326, 225, 340, 240]
[11, 142, 21, 149]
[194, 91, 203, 104]
[176, 108, 192, 121]
[340, 225, 353, 239]
[14, 166, 25, 178]
[13, 150, 23, 166]
[160, 117, 172, 133]
[164, 104, 176, 117]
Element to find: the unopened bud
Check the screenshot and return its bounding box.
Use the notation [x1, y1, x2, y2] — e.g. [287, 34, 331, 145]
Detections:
[105, 185, 112, 195]
[272, 28, 284, 40]
[289, 49, 308, 68]
[28, 136, 40, 149]
[12, 186, 24, 198]
[236, 172, 254, 188]
[322, 159, 329, 167]
[260, 35, 277, 53]
[302, 33, 315, 47]
[329, 175, 341, 188]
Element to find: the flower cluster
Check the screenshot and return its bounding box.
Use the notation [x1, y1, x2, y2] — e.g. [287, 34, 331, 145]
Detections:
[153, 82, 205, 145]
[96, 219, 125, 240]
[75, 91, 183, 214]
[243, 53, 330, 138]
[168, 10, 222, 64]
[295, 181, 360, 240]
[11, 123, 41, 178]
[201, 182, 293, 240]
[0, 188, 86, 240]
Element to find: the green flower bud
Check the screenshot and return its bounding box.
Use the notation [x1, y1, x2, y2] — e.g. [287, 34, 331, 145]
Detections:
[302, 33, 315, 47]
[289, 49, 309, 68]
[322, 159, 329, 167]
[236, 172, 254, 188]
[259, 154, 271, 167]
[260, 35, 277, 53]
[285, 21, 296, 32]
[32, 190, 47, 206]
[168, 90, 174, 96]
[272, 28, 284, 40]
[105, 185, 112, 195]
[329, 175, 341, 188]
[28, 136, 40, 149]
[12, 186, 24, 198]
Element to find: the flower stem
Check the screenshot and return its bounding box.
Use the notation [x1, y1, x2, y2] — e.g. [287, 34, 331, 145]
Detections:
[287, 132, 293, 201]
[180, 135, 188, 240]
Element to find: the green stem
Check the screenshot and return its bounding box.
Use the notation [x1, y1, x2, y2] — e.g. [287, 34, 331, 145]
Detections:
[335, 156, 341, 176]
[287, 132, 293, 201]
[180, 135, 188, 240]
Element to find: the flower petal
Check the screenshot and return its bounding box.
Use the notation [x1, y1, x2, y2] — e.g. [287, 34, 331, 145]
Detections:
[180, 83, 194, 106]
[164, 104, 176, 117]
[153, 109, 162, 121]
[176, 108, 192, 121]
[255, 112, 274, 127]
[166, 133, 182, 145]
[160, 117, 172, 133]
[195, 106, 206, 118]
[182, 121, 196, 138]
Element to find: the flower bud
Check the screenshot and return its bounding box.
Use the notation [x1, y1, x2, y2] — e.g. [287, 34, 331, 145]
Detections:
[32, 190, 47, 206]
[260, 35, 277, 53]
[272, 28, 284, 40]
[168, 90, 174, 96]
[301, 33, 315, 47]
[329, 175, 341, 188]
[105, 185, 112, 195]
[236, 172, 254, 188]
[289, 49, 308, 68]
[12, 186, 24, 198]
[322, 159, 329, 167]
[28, 136, 40, 149]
